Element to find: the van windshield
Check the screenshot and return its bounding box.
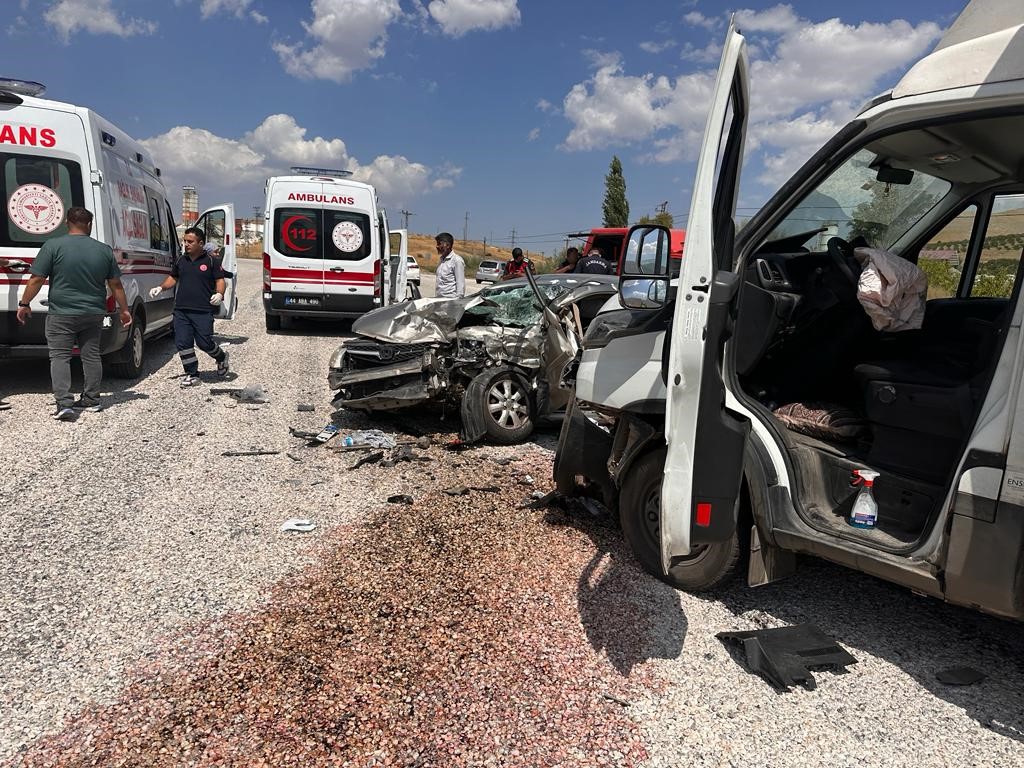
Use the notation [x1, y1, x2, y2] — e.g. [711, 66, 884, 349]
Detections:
[1, 153, 85, 248]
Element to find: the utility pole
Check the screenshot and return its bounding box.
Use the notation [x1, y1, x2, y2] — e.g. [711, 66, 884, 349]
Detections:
[400, 209, 414, 230]
[463, 211, 469, 248]
[656, 201, 669, 214]
[510, 227, 516, 249]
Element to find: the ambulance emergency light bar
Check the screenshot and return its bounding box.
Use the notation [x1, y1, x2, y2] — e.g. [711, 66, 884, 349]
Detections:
[0, 78, 46, 97]
[290, 166, 353, 178]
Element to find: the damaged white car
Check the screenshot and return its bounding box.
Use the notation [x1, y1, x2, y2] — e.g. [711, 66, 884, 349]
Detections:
[328, 274, 618, 443]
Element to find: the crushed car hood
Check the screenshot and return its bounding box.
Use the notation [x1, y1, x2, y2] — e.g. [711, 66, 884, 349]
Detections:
[350, 296, 487, 343]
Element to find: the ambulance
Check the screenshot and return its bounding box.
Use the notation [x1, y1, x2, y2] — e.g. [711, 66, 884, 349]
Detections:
[0, 78, 237, 377]
[261, 168, 408, 331]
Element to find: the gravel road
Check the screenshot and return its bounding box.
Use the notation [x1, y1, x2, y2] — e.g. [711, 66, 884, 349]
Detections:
[1, 258, 1023, 766]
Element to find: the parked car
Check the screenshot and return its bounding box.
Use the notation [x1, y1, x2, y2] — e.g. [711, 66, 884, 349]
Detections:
[475, 259, 505, 283]
[406, 255, 421, 285]
[328, 273, 617, 443]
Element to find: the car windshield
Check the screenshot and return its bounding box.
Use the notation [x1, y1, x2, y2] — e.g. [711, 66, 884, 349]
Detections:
[467, 282, 570, 327]
[765, 147, 951, 250]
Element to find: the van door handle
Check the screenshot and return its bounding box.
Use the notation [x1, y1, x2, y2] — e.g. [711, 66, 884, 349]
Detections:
[329, 267, 345, 272]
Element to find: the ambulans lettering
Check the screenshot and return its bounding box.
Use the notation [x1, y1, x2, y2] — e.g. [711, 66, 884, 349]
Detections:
[116, 179, 146, 206]
[0, 124, 57, 148]
[121, 208, 149, 241]
[286, 192, 355, 205]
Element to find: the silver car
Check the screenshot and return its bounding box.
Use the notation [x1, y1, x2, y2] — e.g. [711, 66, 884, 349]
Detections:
[475, 259, 505, 283]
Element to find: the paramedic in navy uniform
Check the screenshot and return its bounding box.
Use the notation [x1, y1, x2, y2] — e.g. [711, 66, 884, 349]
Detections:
[150, 227, 230, 387]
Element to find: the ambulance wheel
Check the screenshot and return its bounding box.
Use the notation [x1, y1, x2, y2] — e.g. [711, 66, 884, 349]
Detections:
[106, 314, 145, 379]
[481, 371, 534, 444]
[265, 312, 281, 331]
[619, 448, 741, 592]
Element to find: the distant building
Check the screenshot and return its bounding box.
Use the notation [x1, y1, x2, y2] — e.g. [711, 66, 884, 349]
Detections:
[182, 185, 198, 226]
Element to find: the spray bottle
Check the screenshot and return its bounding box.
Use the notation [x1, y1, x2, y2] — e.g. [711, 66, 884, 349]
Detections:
[849, 469, 880, 529]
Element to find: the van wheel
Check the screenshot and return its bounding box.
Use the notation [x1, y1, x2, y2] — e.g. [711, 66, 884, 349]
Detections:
[480, 371, 534, 444]
[620, 448, 741, 591]
[106, 313, 145, 379]
[265, 312, 281, 331]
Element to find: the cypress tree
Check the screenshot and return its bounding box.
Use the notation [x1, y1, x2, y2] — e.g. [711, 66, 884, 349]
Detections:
[602, 156, 629, 227]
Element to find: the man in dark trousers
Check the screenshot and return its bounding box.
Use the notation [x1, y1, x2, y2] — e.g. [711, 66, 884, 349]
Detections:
[16, 207, 132, 420]
[501, 247, 533, 280]
[150, 226, 229, 387]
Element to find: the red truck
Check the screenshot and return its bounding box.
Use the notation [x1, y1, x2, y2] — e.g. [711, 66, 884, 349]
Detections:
[569, 227, 686, 274]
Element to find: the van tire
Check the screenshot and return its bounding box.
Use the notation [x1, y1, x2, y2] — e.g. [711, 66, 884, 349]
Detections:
[265, 312, 281, 331]
[106, 312, 145, 379]
[620, 448, 741, 592]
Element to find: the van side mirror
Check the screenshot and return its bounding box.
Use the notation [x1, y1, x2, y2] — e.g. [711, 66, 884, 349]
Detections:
[619, 224, 670, 309]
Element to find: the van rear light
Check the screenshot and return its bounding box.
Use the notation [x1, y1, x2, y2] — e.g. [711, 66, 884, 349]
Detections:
[373, 259, 382, 298]
[696, 502, 712, 527]
[263, 252, 271, 290]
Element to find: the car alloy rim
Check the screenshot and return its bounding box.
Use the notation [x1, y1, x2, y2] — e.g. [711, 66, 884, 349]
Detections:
[132, 325, 143, 367]
[486, 378, 529, 430]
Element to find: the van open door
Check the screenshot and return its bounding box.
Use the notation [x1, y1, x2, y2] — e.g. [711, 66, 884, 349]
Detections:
[195, 203, 238, 320]
[388, 228, 409, 304]
[660, 22, 750, 570]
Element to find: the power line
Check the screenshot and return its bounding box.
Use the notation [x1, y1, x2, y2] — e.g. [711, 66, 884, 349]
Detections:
[399, 209, 414, 230]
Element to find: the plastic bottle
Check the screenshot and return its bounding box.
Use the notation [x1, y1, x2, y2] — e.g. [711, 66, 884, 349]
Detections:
[849, 470, 880, 529]
[342, 435, 354, 446]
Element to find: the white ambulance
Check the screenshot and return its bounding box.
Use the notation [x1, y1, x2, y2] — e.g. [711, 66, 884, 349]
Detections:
[0, 78, 236, 377]
[261, 168, 407, 330]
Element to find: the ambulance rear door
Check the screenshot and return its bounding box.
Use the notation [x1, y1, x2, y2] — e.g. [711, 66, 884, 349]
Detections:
[195, 203, 237, 320]
[268, 178, 326, 307]
[321, 184, 377, 315]
[389, 228, 409, 304]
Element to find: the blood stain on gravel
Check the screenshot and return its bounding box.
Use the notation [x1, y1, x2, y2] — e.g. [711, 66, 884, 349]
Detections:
[20, 451, 656, 767]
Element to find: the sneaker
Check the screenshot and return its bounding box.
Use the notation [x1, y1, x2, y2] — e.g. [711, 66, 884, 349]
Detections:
[217, 350, 230, 377]
[52, 407, 75, 421]
[72, 399, 103, 413]
[180, 375, 200, 388]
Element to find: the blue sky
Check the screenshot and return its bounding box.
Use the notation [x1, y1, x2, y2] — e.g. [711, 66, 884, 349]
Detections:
[6, 0, 967, 255]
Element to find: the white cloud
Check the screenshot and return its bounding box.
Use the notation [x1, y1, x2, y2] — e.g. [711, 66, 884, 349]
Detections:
[528, 127, 540, 141]
[428, 0, 520, 37]
[273, 0, 402, 83]
[639, 40, 675, 54]
[141, 114, 450, 207]
[44, 0, 156, 41]
[560, 5, 943, 180]
[683, 11, 719, 30]
[199, 0, 252, 18]
[251, 10, 267, 23]
[536, 98, 554, 113]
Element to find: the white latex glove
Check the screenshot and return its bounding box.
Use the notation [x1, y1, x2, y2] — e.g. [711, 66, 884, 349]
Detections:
[209, 292, 223, 306]
[148, 286, 163, 299]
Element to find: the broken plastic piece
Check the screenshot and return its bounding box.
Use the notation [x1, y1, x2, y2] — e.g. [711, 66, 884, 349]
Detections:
[716, 624, 857, 691]
[443, 486, 470, 496]
[221, 449, 280, 457]
[936, 666, 985, 686]
[297, 403, 315, 412]
[280, 518, 316, 533]
[288, 426, 319, 440]
[387, 494, 414, 504]
[346, 429, 398, 449]
[350, 450, 385, 470]
[314, 424, 341, 444]
[285, 452, 302, 462]
[231, 384, 268, 404]
[470, 485, 500, 493]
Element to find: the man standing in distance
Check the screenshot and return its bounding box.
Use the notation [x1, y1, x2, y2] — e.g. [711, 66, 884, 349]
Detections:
[501, 247, 534, 281]
[16, 207, 132, 420]
[434, 232, 465, 298]
[150, 227, 229, 387]
[574, 248, 615, 275]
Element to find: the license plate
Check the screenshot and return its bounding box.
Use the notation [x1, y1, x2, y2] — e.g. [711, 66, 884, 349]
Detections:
[285, 296, 322, 307]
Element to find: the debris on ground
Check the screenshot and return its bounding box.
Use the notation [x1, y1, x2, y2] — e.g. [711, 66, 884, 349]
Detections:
[297, 403, 315, 412]
[313, 424, 340, 444]
[444, 440, 476, 452]
[350, 451, 385, 470]
[936, 666, 986, 686]
[717, 624, 857, 691]
[211, 385, 269, 404]
[288, 427, 319, 440]
[285, 452, 302, 462]
[518, 474, 535, 486]
[279, 518, 316, 533]
[443, 485, 470, 496]
[221, 450, 280, 457]
[387, 494, 414, 504]
[344, 429, 397, 450]
[470, 485, 500, 493]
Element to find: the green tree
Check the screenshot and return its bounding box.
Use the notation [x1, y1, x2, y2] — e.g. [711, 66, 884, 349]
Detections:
[637, 211, 675, 228]
[602, 156, 629, 227]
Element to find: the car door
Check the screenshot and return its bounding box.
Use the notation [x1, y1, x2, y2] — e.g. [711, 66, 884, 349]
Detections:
[660, 22, 750, 570]
[195, 203, 237, 320]
[389, 228, 409, 304]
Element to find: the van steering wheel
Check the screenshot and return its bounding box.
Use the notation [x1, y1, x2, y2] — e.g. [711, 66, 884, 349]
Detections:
[827, 236, 861, 287]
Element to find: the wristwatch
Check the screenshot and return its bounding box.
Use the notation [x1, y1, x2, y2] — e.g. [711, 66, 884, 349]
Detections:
[18, 302, 30, 308]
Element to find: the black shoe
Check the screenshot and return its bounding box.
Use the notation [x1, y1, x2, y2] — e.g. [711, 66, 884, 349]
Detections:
[52, 407, 75, 421]
[72, 399, 103, 412]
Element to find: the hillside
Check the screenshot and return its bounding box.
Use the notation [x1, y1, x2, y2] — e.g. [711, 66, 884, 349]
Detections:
[406, 234, 556, 273]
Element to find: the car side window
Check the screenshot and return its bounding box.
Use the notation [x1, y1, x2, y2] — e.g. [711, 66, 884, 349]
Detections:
[920, 205, 977, 300]
[972, 193, 1024, 298]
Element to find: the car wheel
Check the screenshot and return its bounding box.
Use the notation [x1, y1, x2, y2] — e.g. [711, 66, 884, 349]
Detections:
[265, 312, 281, 331]
[106, 312, 145, 378]
[481, 371, 534, 444]
[619, 448, 741, 591]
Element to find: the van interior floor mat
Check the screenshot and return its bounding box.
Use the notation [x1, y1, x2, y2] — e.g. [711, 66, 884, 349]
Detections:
[716, 624, 857, 691]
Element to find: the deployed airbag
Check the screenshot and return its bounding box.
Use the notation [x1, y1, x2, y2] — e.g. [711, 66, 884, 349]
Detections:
[855, 247, 927, 331]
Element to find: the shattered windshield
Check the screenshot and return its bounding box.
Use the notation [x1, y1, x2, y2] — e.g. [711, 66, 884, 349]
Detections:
[466, 283, 570, 327]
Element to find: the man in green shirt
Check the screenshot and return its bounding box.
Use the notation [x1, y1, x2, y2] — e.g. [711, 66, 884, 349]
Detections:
[16, 207, 132, 420]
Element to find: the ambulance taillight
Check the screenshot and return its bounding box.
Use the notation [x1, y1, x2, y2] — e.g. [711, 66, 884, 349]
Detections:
[262, 252, 271, 291]
[373, 259, 382, 299]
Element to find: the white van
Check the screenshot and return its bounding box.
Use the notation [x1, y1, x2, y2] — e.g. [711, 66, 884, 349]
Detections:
[557, 1, 1024, 621]
[0, 78, 236, 376]
[261, 168, 406, 330]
